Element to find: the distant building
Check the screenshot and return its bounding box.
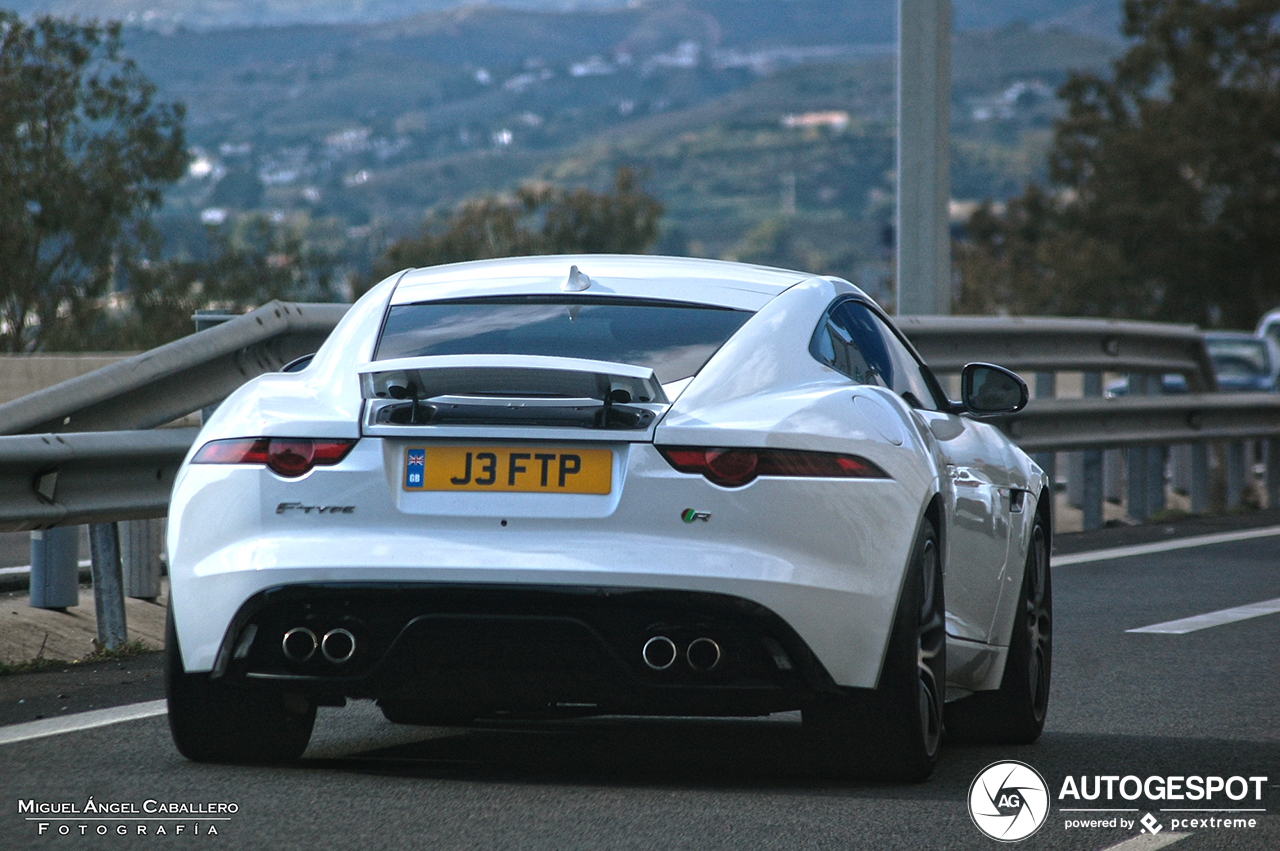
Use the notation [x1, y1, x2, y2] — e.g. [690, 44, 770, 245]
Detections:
[781, 111, 850, 131]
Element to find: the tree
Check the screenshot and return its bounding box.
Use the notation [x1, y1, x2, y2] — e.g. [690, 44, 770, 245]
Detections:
[0, 13, 186, 351]
[956, 0, 1280, 326]
[366, 167, 663, 289]
[954, 187, 1133, 317]
[76, 213, 343, 351]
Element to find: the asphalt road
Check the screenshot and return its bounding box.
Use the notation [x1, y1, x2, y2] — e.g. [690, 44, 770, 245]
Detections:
[2, 527, 1278, 850]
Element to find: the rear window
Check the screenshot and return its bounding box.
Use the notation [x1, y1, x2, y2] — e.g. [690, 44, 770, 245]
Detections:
[375, 297, 753, 384]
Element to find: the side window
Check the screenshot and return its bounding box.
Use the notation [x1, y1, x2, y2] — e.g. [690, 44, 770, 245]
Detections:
[812, 303, 891, 388]
[812, 300, 942, 410]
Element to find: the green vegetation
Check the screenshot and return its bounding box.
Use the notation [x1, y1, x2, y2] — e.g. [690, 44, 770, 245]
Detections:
[1, 2, 1139, 349]
[0, 653, 71, 676]
[0, 12, 186, 351]
[367, 167, 662, 290]
[118, 11, 1116, 293]
[957, 0, 1280, 328]
[0, 637, 150, 677]
[82, 637, 151, 662]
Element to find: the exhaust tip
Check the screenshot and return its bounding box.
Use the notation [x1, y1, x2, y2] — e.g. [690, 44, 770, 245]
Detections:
[321, 628, 356, 664]
[282, 627, 317, 663]
[642, 636, 678, 670]
[687, 637, 721, 671]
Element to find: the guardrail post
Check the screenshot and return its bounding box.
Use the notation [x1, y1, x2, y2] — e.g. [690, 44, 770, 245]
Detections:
[1267, 438, 1280, 509]
[28, 526, 80, 610]
[1146, 444, 1167, 516]
[89, 522, 128, 650]
[1105, 450, 1124, 503]
[1143, 378, 1167, 516]
[1031, 373, 1056, 486]
[1171, 444, 1191, 494]
[1190, 443, 1211, 513]
[1226, 441, 1247, 509]
[120, 518, 164, 601]
[1081, 372, 1104, 530]
[1125, 374, 1151, 521]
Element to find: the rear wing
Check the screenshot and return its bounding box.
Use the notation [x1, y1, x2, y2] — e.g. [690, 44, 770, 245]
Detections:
[358, 355, 669, 438]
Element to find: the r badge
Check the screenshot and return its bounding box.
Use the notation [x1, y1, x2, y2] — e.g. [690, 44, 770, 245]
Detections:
[681, 508, 711, 523]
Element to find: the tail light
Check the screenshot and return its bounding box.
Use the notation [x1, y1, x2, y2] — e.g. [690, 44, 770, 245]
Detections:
[193, 437, 357, 478]
[657, 446, 889, 488]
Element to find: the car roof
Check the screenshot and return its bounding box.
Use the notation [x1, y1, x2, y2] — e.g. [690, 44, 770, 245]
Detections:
[388, 254, 818, 311]
[1204, 331, 1268, 346]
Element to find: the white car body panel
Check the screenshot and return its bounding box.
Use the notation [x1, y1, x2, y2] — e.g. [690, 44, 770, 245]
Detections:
[169, 254, 1048, 706]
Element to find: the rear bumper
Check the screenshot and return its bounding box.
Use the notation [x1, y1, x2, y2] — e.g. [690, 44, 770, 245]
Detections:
[169, 440, 931, 688]
[169, 543, 903, 690]
[208, 583, 838, 717]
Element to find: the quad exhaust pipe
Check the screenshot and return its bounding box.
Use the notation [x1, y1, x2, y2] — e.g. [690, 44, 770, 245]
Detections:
[686, 637, 721, 672]
[642, 636, 678, 670]
[281, 626, 357, 664]
[641, 635, 721, 672]
[282, 627, 317, 662]
[321, 628, 356, 664]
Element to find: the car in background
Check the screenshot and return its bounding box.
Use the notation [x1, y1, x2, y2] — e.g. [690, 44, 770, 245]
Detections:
[1104, 373, 1189, 398]
[164, 255, 1052, 781]
[1203, 331, 1280, 392]
[1255, 308, 1280, 357]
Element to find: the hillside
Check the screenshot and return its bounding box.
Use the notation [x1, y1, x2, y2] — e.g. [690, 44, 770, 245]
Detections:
[89, 3, 1124, 286]
[6, 0, 1119, 35]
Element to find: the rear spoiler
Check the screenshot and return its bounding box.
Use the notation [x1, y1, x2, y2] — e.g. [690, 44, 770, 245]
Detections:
[358, 355, 668, 432]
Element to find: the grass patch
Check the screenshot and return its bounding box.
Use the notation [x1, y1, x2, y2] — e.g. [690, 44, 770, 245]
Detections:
[81, 638, 152, 663]
[0, 637, 154, 677]
[1147, 508, 1192, 523]
[0, 656, 73, 676]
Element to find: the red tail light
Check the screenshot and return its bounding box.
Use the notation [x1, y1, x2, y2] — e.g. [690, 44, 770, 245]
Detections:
[658, 446, 889, 488]
[193, 438, 357, 478]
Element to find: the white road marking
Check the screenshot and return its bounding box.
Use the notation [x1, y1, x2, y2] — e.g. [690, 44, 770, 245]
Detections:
[1127, 597, 1280, 634]
[1054, 524, 1280, 566]
[0, 700, 167, 746]
[1098, 834, 1190, 851]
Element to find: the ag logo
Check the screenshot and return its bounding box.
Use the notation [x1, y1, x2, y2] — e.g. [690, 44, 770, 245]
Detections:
[968, 760, 1050, 842]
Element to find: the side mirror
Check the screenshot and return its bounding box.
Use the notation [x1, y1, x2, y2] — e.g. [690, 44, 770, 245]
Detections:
[961, 363, 1028, 416]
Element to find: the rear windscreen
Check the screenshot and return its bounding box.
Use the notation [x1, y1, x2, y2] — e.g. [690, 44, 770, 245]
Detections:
[375, 297, 753, 384]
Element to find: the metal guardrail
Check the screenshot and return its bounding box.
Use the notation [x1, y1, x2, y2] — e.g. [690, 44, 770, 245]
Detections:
[997, 393, 1280, 452]
[0, 302, 1272, 647]
[897, 315, 1219, 391]
[0, 428, 197, 533]
[0, 307, 1258, 536]
[0, 305, 1269, 534]
[0, 300, 348, 434]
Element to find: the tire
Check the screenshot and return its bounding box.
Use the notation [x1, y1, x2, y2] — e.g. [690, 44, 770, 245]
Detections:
[803, 516, 946, 781]
[165, 606, 316, 763]
[946, 513, 1051, 744]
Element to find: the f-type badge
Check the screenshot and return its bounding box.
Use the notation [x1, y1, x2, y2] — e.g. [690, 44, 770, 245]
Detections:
[681, 508, 711, 523]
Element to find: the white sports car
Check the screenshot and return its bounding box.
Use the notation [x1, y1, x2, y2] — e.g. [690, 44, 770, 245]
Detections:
[165, 255, 1051, 780]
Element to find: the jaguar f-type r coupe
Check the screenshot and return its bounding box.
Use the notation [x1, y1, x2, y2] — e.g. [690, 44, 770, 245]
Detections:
[165, 255, 1051, 780]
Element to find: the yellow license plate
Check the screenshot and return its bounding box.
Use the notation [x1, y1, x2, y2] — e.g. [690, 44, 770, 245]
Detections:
[403, 446, 612, 494]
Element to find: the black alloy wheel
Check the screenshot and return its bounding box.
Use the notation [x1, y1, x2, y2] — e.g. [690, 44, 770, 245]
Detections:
[165, 606, 316, 763]
[946, 513, 1051, 744]
[803, 515, 945, 781]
